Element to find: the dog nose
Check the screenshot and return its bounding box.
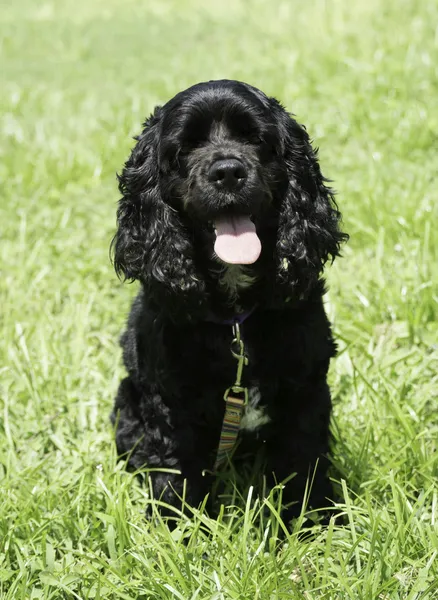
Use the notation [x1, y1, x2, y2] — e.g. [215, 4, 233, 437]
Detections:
[208, 158, 247, 190]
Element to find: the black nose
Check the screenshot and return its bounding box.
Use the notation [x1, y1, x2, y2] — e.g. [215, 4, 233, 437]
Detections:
[208, 158, 247, 190]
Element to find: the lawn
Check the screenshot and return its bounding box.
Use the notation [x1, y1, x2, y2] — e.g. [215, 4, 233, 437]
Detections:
[1, 0, 437, 597]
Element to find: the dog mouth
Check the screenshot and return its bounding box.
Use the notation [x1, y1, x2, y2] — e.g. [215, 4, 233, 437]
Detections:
[212, 214, 261, 265]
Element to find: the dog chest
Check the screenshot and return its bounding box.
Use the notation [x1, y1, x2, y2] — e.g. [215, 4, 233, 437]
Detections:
[239, 386, 271, 431]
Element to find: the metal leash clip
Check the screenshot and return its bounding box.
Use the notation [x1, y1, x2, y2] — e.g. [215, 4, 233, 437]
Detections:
[223, 322, 249, 404]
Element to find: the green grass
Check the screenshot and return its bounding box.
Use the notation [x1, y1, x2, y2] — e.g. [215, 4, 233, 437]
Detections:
[1, 0, 437, 597]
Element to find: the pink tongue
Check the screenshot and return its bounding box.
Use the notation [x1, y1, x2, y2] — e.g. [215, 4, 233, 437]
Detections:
[213, 215, 261, 264]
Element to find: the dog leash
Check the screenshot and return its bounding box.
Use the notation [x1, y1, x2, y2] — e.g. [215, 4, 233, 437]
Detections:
[213, 321, 249, 471]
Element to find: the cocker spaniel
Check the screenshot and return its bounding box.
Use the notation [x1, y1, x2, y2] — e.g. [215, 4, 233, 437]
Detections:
[111, 80, 348, 525]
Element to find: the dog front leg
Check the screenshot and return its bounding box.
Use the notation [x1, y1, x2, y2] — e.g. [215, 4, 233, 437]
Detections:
[264, 381, 334, 525]
[112, 377, 210, 519]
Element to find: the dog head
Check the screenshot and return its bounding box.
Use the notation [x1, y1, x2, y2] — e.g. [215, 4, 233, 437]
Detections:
[112, 80, 347, 309]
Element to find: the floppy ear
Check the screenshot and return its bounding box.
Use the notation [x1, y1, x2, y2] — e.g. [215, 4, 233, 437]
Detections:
[112, 107, 203, 299]
[274, 107, 348, 294]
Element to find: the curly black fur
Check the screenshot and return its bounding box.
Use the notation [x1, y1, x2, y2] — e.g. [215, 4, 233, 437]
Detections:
[111, 80, 348, 524]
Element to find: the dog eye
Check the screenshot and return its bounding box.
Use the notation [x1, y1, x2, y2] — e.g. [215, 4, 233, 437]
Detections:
[244, 135, 264, 145]
[177, 142, 198, 159]
[247, 135, 278, 155]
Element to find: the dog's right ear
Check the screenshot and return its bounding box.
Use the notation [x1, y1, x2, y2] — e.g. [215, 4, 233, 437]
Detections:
[111, 107, 163, 281]
[112, 107, 204, 304]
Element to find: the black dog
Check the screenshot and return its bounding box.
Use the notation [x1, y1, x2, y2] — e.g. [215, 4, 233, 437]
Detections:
[111, 80, 348, 524]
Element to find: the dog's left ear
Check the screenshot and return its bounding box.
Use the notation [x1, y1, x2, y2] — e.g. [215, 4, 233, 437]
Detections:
[273, 102, 348, 293]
